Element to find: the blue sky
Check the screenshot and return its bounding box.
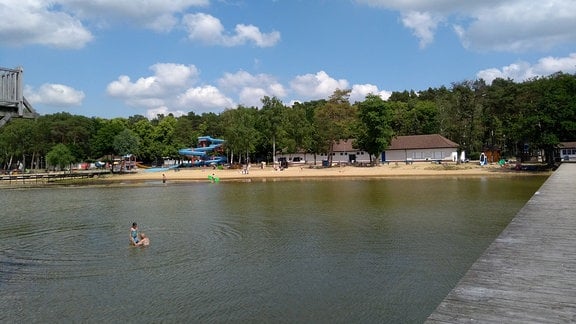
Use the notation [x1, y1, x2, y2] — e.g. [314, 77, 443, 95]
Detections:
[1, 0, 575, 119]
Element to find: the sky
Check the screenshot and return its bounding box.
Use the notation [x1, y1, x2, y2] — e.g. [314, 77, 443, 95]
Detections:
[1, 0, 576, 120]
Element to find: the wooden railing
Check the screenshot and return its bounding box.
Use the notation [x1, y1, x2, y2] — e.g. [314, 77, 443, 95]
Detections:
[0, 170, 111, 185]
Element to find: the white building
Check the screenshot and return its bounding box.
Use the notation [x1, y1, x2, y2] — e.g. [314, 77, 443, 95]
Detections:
[325, 139, 372, 164]
[277, 134, 463, 166]
[383, 134, 462, 162]
[559, 142, 576, 161]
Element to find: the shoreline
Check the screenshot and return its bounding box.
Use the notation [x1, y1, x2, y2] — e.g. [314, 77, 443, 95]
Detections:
[105, 162, 550, 184]
[0, 162, 551, 188]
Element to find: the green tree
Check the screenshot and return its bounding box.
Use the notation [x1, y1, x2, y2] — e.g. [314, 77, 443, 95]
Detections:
[355, 94, 394, 165]
[197, 112, 223, 138]
[483, 78, 518, 158]
[221, 106, 259, 164]
[314, 89, 355, 165]
[514, 73, 576, 164]
[46, 143, 75, 171]
[0, 119, 36, 172]
[90, 118, 128, 159]
[436, 81, 485, 162]
[172, 115, 200, 152]
[390, 99, 439, 136]
[38, 113, 96, 161]
[293, 100, 326, 164]
[388, 90, 418, 102]
[128, 118, 155, 163]
[113, 129, 141, 156]
[258, 96, 286, 164]
[152, 115, 178, 160]
[281, 104, 314, 161]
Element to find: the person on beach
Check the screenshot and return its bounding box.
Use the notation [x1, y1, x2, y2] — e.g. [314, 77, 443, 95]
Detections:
[130, 222, 139, 245]
[136, 233, 150, 247]
[162, 173, 167, 183]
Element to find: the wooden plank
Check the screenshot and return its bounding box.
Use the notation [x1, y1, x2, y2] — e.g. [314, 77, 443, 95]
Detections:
[427, 163, 576, 323]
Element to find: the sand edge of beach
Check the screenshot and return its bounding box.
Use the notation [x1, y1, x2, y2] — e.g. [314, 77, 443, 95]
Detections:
[104, 162, 550, 183]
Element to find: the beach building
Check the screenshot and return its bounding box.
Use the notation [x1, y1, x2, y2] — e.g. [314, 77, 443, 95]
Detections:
[276, 140, 373, 166]
[322, 139, 372, 165]
[559, 141, 576, 161]
[276, 134, 462, 166]
[383, 134, 462, 163]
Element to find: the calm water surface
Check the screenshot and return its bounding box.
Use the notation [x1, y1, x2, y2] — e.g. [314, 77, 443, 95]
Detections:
[0, 176, 547, 323]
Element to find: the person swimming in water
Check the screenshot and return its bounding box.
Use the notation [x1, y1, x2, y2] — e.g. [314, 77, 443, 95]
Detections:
[136, 233, 150, 247]
[130, 222, 139, 246]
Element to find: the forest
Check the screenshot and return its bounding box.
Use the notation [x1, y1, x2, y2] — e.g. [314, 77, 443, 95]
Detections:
[1, 72, 575, 172]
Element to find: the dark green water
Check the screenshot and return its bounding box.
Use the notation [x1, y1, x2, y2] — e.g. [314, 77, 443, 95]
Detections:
[0, 176, 547, 323]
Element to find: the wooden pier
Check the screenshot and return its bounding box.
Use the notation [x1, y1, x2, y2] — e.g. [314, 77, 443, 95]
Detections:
[0, 170, 110, 186]
[427, 163, 576, 323]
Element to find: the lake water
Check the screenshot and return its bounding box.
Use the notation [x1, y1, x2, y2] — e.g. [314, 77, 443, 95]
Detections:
[0, 175, 547, 323]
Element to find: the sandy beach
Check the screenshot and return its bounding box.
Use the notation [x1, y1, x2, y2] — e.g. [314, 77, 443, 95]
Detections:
[105, 162, 547, 183]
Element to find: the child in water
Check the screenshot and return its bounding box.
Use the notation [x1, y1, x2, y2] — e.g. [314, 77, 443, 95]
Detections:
[130, 222, 139, 245]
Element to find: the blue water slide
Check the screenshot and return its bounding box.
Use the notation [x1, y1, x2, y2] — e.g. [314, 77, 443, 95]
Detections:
[179, 136, 226, 165]
[198, 136, 224, 144]
[178, 148, 206, 156]
[205, 156, 228, 164]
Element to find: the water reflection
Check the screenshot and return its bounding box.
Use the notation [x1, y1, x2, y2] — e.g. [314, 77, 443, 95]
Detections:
[0, 176, 546, 322]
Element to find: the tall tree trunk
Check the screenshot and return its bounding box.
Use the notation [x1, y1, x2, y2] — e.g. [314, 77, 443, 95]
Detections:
[272, 135, 276, 166]
[32, 152, 37, 171]
[8, 155, 13, 173]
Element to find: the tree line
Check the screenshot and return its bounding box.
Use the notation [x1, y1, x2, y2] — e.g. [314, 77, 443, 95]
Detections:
[1, 72, 575, 172]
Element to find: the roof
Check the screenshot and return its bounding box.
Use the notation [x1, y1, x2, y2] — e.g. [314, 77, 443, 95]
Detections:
[332, 139, 356, 152]
[559, 142, 576, 148]
[388, 134, 459, 150]
[331, 135, 459, 152]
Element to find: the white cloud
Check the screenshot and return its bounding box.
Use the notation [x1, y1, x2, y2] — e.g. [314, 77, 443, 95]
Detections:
[238, 88, 268, 107]
[456, 2, 576, 52]
[290, 71, 349, 100]
[0, 0, 93, 49]
[477, 53, 576, 84]
[231, 24, 281, 47]
[60, 0, 209, 32]
[0, 0, 209, 48]
[145, 14, 179, 33]
[350, 84, 392, 103]
[0, 1, 279, 50]
[218, 70, 286, 106]
[181, 13, 223, 44]
[107, 65, 396, 116]
[107, 63, 198, 99]
[357, 0, 576, 52]
[150, 63, 199, 88]
[177, 86, 235, 112]
[107, 75, 160, 98]
[60, 0, 209, 17]
[182, 13, 280, 47]
[401, 11, 441, 48]
[107, 63, 230, 115]
[25, 83, 85, 107]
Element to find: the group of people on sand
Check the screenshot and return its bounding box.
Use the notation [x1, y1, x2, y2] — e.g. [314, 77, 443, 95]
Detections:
[130, 222, 149, 247]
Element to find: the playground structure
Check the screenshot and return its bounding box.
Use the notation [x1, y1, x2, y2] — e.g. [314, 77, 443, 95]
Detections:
[0, 66, 38, 128]
[112, 154, 137, 173]
[178, 136, 227, 166]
